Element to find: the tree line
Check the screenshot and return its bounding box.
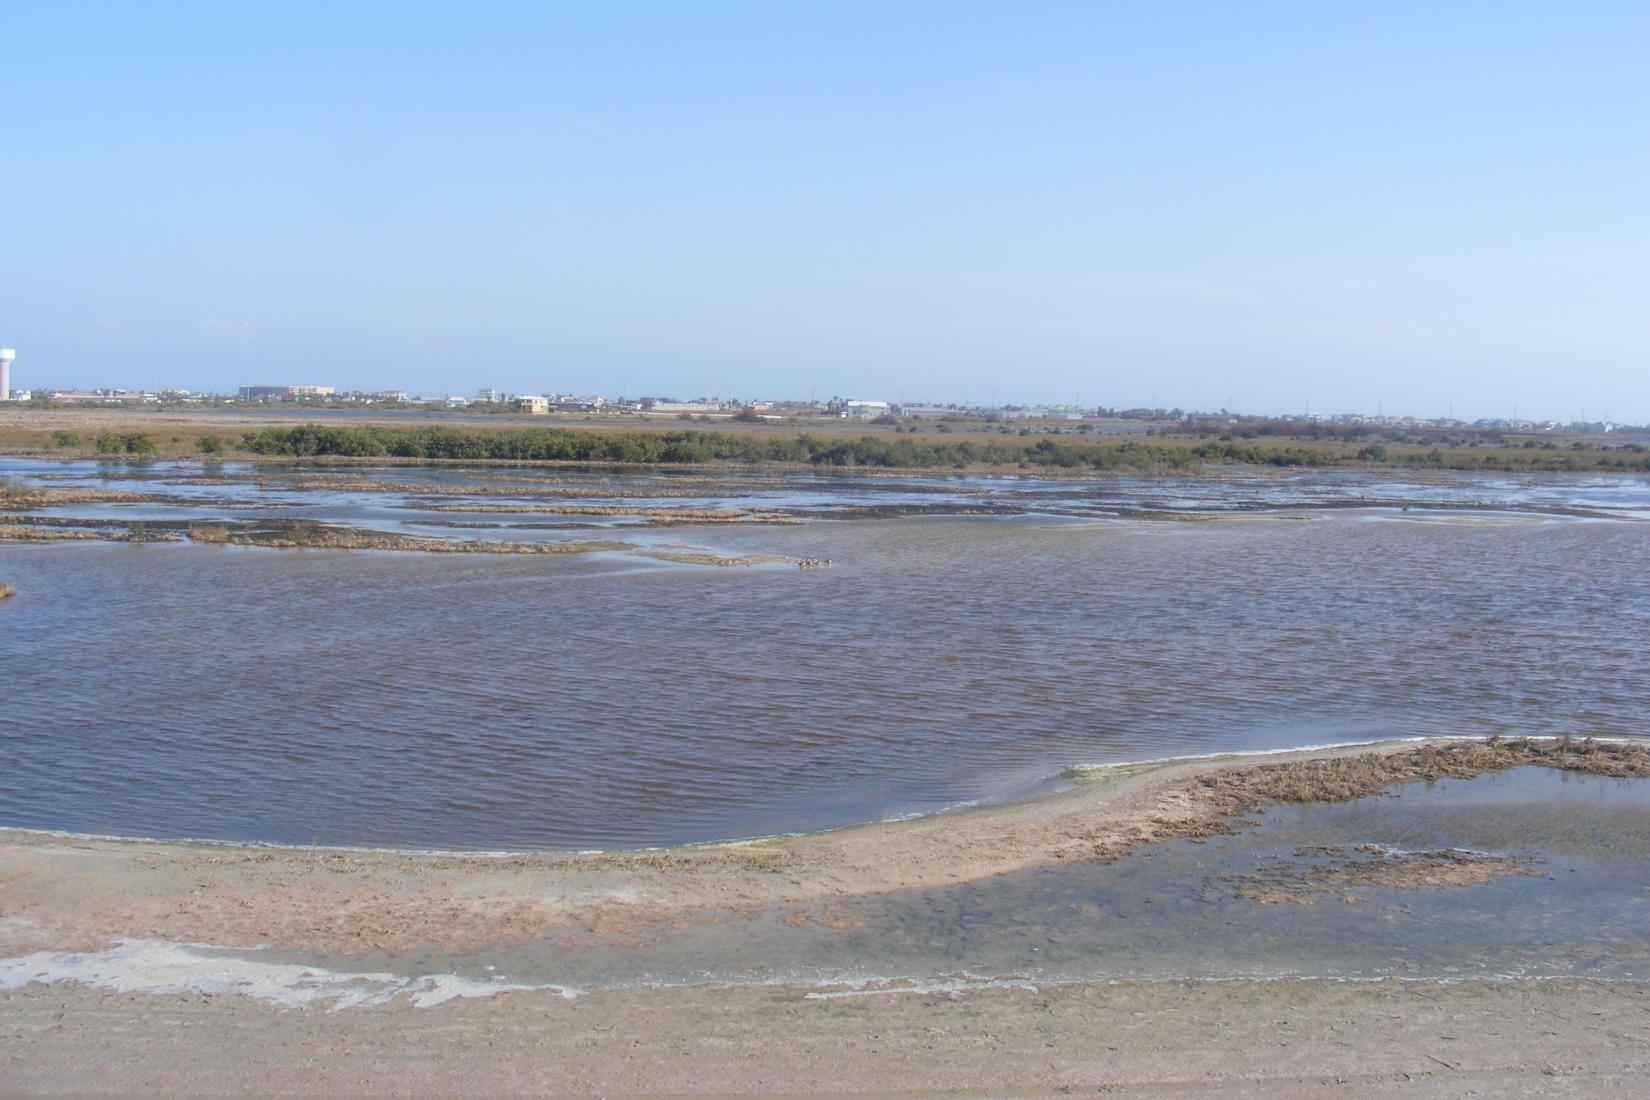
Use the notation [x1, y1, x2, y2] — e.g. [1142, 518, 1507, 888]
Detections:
[224, 424, 1650, 473]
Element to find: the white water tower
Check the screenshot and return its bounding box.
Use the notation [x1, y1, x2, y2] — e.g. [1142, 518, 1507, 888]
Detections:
[0, 349, 13, 402]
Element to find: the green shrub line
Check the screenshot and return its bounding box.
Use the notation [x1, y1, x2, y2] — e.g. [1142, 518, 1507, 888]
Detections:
[231, 424, 1650, 473]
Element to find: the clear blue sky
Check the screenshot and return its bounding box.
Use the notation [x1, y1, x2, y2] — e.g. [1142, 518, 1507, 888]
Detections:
[2, 1, 1646, 420]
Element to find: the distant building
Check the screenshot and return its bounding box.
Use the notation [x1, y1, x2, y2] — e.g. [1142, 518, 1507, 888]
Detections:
[551, 395, 608, 412]
[515, 395, 549, 414]
[842, 399, 892, 419]
[49, 390, 155, 405]
[239, 385, 335, 400]
[646, 400, 724, 414]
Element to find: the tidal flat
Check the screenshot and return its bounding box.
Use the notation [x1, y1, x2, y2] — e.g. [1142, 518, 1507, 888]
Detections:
[2, 744, 1648, 1095]
[2, 458, 1648, 1094]
[3, 459, 1647, 848]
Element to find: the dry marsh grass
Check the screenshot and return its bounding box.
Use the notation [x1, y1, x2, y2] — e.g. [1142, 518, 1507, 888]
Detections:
[208, 520, 631, 555]
[0, 521, 181, 544]
[1057, 737, 1648, 865]
[1196, 736, 1648, 813]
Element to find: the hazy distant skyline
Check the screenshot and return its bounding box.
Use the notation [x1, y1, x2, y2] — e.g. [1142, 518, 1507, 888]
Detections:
[2, 1, 1646, 423]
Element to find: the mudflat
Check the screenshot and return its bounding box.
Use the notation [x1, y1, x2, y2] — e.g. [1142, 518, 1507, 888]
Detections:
[4, 738, 1642, 956]
[2, 738, 1646, 1096]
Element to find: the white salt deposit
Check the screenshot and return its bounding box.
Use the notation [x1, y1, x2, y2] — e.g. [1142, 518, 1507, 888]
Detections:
[0, 939, 580, 1010]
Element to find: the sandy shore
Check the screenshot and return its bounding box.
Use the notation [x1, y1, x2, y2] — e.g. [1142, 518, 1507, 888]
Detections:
[2, 737, 1641, 957]
[4, 975, 1646, 1097]
[2, 737, 1646, 1095]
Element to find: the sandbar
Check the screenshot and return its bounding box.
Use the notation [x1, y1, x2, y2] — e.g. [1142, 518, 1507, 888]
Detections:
[1, 736, 1646, 1096]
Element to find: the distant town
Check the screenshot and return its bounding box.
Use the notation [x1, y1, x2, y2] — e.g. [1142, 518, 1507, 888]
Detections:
[0, 353, 1641, 436]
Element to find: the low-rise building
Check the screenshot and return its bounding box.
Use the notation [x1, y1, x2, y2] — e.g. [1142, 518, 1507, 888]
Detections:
[239, 385, 335, 400]
[49, 389, 156, 405]
[646, 399, 724, 414]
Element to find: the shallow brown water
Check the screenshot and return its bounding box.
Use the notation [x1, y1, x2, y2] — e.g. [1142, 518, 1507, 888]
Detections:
[1, 464, 1647, 848]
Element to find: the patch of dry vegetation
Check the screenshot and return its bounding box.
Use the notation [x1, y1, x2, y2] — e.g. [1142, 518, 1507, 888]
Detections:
[0, 481, 161, 509]
[187, 520, 631, 555]
[243, 474, 801, 499]
[414, 502, 804, 524]
[1216, 844, 1540, 906]
[0, 521, 181, 544]
[549, 845, 797, 875]
[1056, 738, 1648, 864]
[1194, 736, 1648, 811]
[634, 549, 791, 567]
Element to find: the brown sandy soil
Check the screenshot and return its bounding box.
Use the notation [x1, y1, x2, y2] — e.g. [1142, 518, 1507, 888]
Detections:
[1, 975, 1645, 1097]
[0, 738, 1641, 959]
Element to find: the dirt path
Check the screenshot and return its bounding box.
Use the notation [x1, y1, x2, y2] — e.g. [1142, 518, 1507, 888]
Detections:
[2, 975, 1645, 1096]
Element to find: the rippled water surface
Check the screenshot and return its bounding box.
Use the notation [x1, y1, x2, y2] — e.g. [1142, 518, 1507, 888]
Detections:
[1, 461, 1647, 847]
